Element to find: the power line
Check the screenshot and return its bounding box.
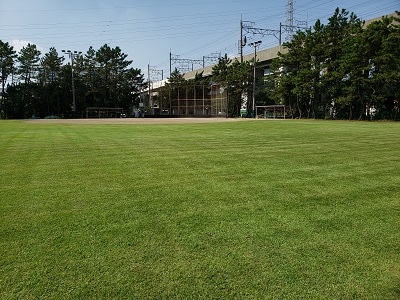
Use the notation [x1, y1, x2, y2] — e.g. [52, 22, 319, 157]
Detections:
[0, 0, 247, 13]
[1, 7, 275, 29]
[2, 0, 397, 80]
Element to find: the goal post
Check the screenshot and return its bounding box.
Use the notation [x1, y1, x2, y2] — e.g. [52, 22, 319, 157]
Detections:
[256, 105, 287, 119]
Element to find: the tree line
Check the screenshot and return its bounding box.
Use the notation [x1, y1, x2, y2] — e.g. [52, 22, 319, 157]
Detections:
[1, 8, 399, 119]
[266, 9, 400, 120]
[0, 43, 144, 119]
[164, 9, 399, 119]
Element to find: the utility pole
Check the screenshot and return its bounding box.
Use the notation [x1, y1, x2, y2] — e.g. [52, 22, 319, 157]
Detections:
[169, 51, 172, 78]
[62, 50, 81, 118]
[243, 25, 280, 44]
[249, 41, 262, 118]
[240, 18, 243, 63]
[170, 53, 203, 74]
[148, 64, 151, 115]
[203, 53, 220, 68]
[239, 19, 254, 63]
[149, 65, 164, 82]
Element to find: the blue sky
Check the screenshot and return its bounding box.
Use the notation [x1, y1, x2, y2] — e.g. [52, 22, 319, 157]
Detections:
[0, 0, 398, 80]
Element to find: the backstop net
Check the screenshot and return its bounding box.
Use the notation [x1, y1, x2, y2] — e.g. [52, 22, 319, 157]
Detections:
[152, 83, 228, 117]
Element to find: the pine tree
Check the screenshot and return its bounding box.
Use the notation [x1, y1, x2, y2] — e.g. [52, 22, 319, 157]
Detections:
[0, 40, 17, 118]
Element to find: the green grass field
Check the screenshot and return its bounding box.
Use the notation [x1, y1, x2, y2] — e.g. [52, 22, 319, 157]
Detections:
[1, 119, 399, 299]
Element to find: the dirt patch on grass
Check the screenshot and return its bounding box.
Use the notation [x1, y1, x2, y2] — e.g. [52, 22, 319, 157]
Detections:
[28, 117, 249, 125]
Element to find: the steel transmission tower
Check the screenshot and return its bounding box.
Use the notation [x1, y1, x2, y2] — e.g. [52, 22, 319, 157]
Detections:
[286, 0, 295, 41]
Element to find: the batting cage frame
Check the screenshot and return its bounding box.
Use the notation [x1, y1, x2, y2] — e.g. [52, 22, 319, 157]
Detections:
[151, 83, 228, 117]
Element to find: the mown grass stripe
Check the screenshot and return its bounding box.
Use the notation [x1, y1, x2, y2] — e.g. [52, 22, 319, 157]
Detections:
[1, 120, 399, 299]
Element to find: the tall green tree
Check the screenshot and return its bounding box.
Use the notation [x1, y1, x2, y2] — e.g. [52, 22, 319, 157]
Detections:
[321, 8, 364, 119]
[82, 46, 98, 107]
[211, 54, 231, 86]
[364, 12, 400, 119]
[309, 19, 328, 118]
[334, 11, 364, 120]
[3, 42, 145, 118]
[286, 30, 311, 118]
[270, 8, 399, 120]
[381, 12, 400, 119]
[95, 44, 133, 107]
[168, 68, 186, 85]
[0, 40, 17, 118]
[38, 48, 65, 116]
[212, 54, 252, 117]
[165, 68, 186, 114]
[118, 67, 143, 113]
[271, 30, 309, 118]
[17, 43, 41, 84]
[40, 47, 64, 84]
[12, 44, 42, 118]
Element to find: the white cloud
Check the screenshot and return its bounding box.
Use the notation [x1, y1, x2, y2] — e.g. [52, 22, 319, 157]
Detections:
[10, 39, 44, 54]
[10, 39, 30, 53]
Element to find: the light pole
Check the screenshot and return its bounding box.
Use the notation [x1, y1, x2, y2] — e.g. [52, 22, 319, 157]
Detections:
[249, 41, 262, 118]
[136, 75, 144, 118]
[62, 50, 81, 117]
